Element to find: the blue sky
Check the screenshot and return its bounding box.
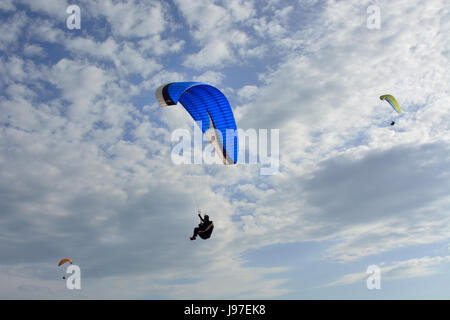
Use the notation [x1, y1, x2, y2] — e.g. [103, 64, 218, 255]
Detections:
[0, 0, 449, 299]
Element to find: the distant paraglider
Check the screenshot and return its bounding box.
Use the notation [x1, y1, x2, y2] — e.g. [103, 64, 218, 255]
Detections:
[380, 94, 402, 126]
[155, 82, 238, 164]
[58, 258, 73, 266]
[58, 258, 72, 279]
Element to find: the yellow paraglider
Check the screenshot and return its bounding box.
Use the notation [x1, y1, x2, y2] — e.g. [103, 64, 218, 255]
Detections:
[380, 94, 402, 125]
[380, 94, 402, 113]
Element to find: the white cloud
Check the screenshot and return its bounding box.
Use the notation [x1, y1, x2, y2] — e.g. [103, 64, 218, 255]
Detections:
[17, 0, 69, 19]
[175, 0, 259, 68]
[23, 44, 45, 57]
[138, 35, 186, 56]
[193, 70, 225, 86]
[324, 255, 450, 287]
[89, 0, 167, 38]
[184, 39, 233, 69]
[0, 12, 27, 51]
[237, 85, 258, 101]
[49, 59, 111, 120]
[0, 0, 15, 12]
[29, 17, 66, 43]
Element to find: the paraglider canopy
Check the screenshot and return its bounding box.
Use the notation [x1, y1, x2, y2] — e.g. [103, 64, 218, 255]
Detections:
[156, 82, 238, 165]
[380, 94, 402, 113]
[58, 258, 72, 266]
[58, 258, 73, 280]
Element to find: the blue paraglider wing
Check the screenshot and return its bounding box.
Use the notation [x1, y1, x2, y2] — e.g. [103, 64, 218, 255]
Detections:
[156, 82, 238, 164]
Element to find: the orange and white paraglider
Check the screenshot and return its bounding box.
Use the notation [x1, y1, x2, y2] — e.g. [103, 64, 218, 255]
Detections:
[58, 258, 73, 279]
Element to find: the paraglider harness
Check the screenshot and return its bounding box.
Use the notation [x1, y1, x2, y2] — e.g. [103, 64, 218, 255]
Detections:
[191, 211, 214, 240]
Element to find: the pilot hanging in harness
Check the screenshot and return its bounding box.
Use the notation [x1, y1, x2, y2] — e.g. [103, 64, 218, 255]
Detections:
[190, 211, 214, 240]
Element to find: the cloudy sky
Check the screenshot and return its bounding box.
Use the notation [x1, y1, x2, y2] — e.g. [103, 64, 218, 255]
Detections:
[1, 0, 449, 299]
